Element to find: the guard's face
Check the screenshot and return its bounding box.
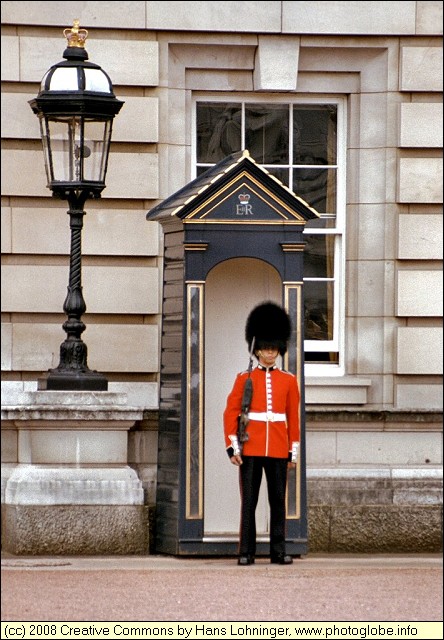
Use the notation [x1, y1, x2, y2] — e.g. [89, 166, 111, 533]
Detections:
[257, 346, 279, 368]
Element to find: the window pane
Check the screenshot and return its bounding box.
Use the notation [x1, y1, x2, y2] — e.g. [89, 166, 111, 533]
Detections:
[304, 281, 334, 341]
[293, 167, 336, 214]
[196, 102, 241, 162]
[265, 166, 290, 186]
[304, 215, 337, 230]
[293, 106, 337, 165]
[245, 104, 289, 164]
[303, 235, 335, 278]
[305, 352, 339, 364]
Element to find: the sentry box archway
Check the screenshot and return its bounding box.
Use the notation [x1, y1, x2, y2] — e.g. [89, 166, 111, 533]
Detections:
[147, 150, 318, 556]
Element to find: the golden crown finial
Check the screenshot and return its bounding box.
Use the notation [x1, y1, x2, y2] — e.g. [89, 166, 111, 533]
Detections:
[63, 20, 88, 48]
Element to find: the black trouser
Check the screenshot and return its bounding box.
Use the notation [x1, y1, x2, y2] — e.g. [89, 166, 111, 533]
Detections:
[238, 455, 288, 557]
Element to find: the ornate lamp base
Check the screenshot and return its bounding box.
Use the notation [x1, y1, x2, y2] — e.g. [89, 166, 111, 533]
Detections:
[39, 369, 108, 391]
[39, 331, 108, 391]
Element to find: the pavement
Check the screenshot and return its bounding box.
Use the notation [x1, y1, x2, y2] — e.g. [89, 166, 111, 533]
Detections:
[1, 552, 443, 623]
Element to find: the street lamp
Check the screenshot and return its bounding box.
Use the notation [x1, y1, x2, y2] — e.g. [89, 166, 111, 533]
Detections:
[29, 21, 124, 390]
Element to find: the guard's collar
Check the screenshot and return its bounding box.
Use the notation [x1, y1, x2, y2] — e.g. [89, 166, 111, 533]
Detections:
[257, 363, 278, 371]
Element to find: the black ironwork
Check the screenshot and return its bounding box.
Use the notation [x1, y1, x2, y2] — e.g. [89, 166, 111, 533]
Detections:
[41, 191, 107, 390]
[30, 22, 124, 390]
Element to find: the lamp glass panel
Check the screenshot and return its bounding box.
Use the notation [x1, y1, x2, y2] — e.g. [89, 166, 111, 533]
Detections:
[45, 116, 82, 182]
[39, 116, 53, 186]
[84, 68, 111, 93]
[44, 116, 111, 184]
[46, 67, 79, 91]
[82, 118, 111, 182]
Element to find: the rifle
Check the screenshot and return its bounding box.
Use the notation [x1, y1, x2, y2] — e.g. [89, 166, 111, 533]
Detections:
[237, 337, 255, 452]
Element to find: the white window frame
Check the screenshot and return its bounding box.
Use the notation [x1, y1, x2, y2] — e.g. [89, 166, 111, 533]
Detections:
[192, 93, 347, 377]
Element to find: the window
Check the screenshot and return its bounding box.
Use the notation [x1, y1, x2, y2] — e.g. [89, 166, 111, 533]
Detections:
[194, 97, 345, 374]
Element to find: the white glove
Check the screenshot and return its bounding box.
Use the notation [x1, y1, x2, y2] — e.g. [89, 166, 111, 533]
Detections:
[291, 442, 299, 464]
[229, 435, 242, 457]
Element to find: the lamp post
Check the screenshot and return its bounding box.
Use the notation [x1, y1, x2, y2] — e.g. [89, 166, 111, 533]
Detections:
[29, 21, 124, 391]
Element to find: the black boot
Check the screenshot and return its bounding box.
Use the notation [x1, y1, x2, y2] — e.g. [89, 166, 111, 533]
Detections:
[270, 553, 293, 565]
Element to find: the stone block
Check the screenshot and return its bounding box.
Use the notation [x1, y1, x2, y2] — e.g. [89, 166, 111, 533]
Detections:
[398, 214, 443, 259]
[1, 265, 159, 314]
[348, 149, 388, 205]
[1, 207, 11, 253]
[1, 149, 159, 200]
[329, 505, 442, 552]
[1, 150, 47, 197]
[399, 103, 443, 147]
[145, 1, 281, 32]
[92, 40, 158, 86]
[392, 468, 443, 504]
[1, 430, 17, 463]
[19, 36, 158, 86]
[108, 382, 159, 409]
[3, 504, 150, 555]
[306, 432, 337, 466]
[112, 97, 159, 143]
[17, 430, 128, 464]
[398, 157, 442, 204]
[11, 323, 159, 373]
[308, 474, 393, 506]
[306, 506, 330, 553]
[159, 89, 188, 146]
[305, 377, 371, 405]
[1, 323, 12, 371]
[355, 318, 385, 375]
[337, 431, 441, 465]
[356, 261, 386, 316]
[0, 381, 38, 404]
[297, 70, 359, 95]
[416, 1, 444, 35]
[400, 47, 443, 92]
[351, 94, 389, 149]
[11, 207, 69, 254]
[164, 144, 189, 199]
[10, 208, 159, 257]
[396, 383, 443, 410]
[397, 327, 443, 374]
[397, 270, 443, 316]
[106, 152, 159, 199]
[128, 431, 159, 465]
[349, 204, 388, 260]
[5, 466, 144, 506]
[307, 467, 443, 552]
[0, 2, 147, 29]
[2, 93, 159, 144]
[283, 2, 416, 35]
[253, 35, 299, 91]
[1, 93, 40, 139]
[0, 35, 19, 81]
[135, 466, 158, 505]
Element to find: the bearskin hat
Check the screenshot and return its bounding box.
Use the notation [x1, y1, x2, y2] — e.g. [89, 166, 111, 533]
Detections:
[245, 301, 291, 356]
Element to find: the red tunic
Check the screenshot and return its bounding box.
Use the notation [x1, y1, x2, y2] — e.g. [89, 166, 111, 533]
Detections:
[224, 365, 300, 458]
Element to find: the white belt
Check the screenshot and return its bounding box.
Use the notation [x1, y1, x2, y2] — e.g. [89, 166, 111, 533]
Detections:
[248, 411, 286, 422]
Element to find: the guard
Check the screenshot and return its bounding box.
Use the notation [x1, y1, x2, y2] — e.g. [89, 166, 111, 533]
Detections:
[223, 301, 300, 565]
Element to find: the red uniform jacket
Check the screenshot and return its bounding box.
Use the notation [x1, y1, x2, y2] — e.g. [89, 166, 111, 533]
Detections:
[224, 364, 300, 458]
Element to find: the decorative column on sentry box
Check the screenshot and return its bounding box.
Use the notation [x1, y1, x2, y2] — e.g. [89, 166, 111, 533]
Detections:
[1, 23, 148, 554]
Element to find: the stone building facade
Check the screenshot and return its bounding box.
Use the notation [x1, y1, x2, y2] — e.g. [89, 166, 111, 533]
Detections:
[1, 1, 442, 554]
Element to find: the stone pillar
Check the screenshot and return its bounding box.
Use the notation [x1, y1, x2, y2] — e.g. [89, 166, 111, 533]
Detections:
[1, 390, 149, 555]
